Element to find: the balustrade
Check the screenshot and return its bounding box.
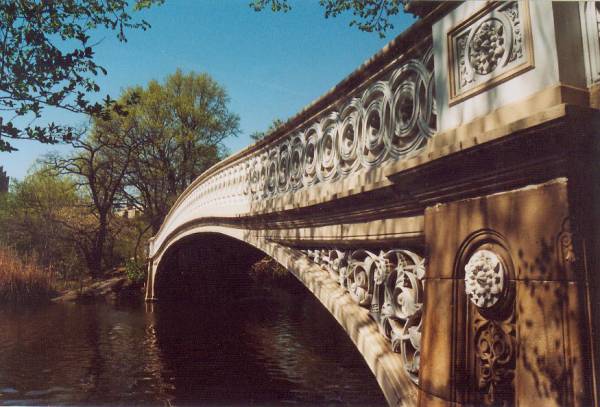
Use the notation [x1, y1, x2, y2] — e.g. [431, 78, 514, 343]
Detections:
[152, 36, 436, 254]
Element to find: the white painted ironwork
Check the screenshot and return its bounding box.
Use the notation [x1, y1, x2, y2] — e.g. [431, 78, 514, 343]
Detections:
[151, 44, 435, 255]
[304, 248, 425, 384]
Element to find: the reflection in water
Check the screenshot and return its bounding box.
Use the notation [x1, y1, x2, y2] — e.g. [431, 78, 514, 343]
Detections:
[0, 275, 386, 406]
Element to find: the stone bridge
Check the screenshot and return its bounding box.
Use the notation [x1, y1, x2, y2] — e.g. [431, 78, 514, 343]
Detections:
[146, 2, 600, 405]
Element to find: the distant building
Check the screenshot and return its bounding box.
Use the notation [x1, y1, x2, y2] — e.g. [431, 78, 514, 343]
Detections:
[114, 204, 141, 219]
[0, 166, 8, 193]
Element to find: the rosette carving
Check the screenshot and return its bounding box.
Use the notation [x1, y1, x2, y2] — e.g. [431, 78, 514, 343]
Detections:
[470, 19, 507, 75]
[464, 249, 505, 309]
[449, 1, 531, 102]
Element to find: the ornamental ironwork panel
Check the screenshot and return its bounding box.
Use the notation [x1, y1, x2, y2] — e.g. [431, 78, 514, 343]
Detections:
[303, 248, 425, 384]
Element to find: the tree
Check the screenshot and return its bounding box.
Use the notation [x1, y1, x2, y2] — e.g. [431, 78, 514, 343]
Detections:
[0, 168, 86, 279]
[97, 70, 240, 233]
[250, 0, 417, 37]
[250, 118, 284, 141]
[45, 130, 136, 278]
[0, 0, 162, 152]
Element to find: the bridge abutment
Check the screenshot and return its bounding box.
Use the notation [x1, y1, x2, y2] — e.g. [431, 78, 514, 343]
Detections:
[421, 178, 592, 406]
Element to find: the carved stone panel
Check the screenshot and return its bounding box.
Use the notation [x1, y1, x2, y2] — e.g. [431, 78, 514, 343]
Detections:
[448, 1, 534, 104]
[457, 235, 517, 406]
[472, 311, 516, 406]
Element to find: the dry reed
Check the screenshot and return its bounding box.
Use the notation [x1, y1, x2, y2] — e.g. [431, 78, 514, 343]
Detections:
[0, 246, 55, 304]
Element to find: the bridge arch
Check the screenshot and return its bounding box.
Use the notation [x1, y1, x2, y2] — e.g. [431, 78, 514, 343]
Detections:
[148, 225, 421, 405]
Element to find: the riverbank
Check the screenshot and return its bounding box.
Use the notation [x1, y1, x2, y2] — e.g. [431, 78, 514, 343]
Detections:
[52, 270, 144, 303]
[0, 247, 54, 305]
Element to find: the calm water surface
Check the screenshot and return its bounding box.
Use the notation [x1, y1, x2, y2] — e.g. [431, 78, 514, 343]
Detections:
[0, 276, 386, 406]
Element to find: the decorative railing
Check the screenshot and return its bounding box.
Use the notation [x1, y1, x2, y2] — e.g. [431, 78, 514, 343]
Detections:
[303, 248, 425, 384]
[150, 36, 436, 255]
[247, 47, 435, 197]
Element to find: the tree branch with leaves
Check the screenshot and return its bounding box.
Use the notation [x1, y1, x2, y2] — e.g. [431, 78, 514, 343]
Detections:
[0, 0, 162, 152]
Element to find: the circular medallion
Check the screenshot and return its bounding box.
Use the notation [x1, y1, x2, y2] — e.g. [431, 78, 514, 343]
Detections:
[464, 249, 505, 308]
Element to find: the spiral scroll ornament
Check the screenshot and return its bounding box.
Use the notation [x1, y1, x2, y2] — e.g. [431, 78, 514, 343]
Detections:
[304, 248, 425, 384]
[317, 113, 340, 182]
[337, 99, 362, 176]
[359, 82, 392, 168]
[239, 45, 435, 202]
[387, 49, 436, 157]
[302, 124, 320, 187]
[288, 134, 305, 190]
[277, 141, 291, 193]
[153, 43, 437, 260]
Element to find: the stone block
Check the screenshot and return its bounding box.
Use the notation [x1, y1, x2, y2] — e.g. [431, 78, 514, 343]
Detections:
[419, 278, 456, 402]
[515, 280, 591, 406]
[425, 179, 574, 282]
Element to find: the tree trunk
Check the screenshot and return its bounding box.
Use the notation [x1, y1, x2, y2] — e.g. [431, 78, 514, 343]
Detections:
[88, 214, 108, 278]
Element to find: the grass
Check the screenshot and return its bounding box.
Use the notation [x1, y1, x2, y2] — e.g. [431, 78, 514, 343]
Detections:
[0, 246, 56, 304]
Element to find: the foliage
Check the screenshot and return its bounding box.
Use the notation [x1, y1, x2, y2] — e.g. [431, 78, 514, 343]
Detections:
[0, 245, 55, 304]
[250, 118, 284, 141]
[124, 258, 145, 283]
[0, 0, 162, 152]
[95, 69, 240, 233]
[1, 69, 239, 280]
[250, 0, 406, 37]
[0, 168, 87, 280]
[44, 130, 135, 277]
[110, 215, 152, 264]
[250, 256, 288, 283]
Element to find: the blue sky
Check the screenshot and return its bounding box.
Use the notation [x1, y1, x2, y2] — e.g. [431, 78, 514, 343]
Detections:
[1, 1, 415, 180]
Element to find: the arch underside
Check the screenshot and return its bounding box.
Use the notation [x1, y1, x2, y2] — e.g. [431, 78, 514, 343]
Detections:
[149, 224, 423, 406]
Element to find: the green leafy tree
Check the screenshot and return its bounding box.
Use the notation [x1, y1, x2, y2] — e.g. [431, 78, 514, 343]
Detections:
[96, 70, 240, 233]
[250, 0, 411, 37]
[0, 0, 162, 152]
[45, 130, 136, 278]
[250, 118, 284, 141]
[0, 168, 86, 280]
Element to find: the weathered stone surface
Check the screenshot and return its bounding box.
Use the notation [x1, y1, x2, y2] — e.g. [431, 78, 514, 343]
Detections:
[425, 179, 574, 282]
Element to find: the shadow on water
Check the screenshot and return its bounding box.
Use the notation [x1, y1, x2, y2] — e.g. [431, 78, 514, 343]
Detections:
[0, 234, 386, 406]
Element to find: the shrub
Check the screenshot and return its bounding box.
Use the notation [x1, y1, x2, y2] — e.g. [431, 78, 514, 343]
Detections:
[124, 258, 146, 284]
[250, 256, 288, 282]
[0, 246, 55, 304]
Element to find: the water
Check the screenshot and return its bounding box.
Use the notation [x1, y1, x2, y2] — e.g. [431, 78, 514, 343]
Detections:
[0, 275, 386, 406]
